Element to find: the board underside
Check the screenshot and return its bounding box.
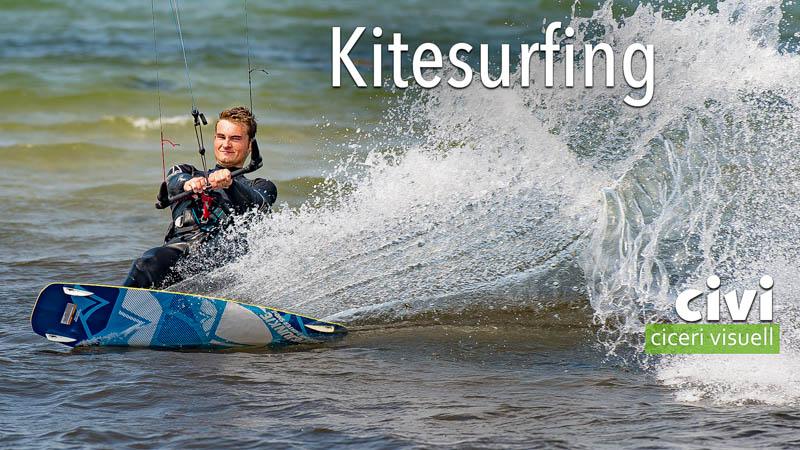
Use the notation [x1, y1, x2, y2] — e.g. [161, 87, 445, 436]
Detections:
[31, 283, 346, 349]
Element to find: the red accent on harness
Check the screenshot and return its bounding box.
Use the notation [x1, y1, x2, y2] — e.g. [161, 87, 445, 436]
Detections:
[200, 191, 213, 220]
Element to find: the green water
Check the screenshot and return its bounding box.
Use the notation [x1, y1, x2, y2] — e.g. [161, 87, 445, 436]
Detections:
[4, 0, 800, 447]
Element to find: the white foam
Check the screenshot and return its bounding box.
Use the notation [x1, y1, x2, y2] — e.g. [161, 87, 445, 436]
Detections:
[171, 0, 800, 406]
[101, 115, 190, 130]
[658, 352, 800, 405]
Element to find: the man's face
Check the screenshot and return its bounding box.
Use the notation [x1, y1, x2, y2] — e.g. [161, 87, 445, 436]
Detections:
[214, 119, 251, 168]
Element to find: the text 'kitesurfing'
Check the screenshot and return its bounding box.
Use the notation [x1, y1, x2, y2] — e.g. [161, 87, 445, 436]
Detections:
[331, 23, 654, 107]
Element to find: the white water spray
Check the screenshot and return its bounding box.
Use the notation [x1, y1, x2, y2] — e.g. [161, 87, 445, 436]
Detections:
[176, 0, 800, 405]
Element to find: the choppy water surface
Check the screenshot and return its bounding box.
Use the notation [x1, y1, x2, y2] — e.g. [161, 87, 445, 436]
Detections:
[4, 0, 800, 447]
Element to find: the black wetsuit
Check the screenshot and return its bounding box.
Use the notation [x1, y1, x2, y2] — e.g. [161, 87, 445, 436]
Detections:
[123, 163, 277, 289]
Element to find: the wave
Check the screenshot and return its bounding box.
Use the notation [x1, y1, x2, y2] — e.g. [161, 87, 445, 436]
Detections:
[107, 115, 191, 131]
[575, 0, 800, 404]
[171, 0, 800, 406]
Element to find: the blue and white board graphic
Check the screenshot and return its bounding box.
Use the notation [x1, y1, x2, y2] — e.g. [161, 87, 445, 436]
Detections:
[31, 283, 346, 349]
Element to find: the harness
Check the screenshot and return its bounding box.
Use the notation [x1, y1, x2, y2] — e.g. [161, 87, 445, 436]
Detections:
[166, 186, 234, 242]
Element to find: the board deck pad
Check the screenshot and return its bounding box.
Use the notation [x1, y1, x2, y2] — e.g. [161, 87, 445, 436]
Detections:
[31, 283, 346, 349]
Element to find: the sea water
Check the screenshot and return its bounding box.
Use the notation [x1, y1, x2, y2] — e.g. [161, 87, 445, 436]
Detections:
[3, 0, 800, 447]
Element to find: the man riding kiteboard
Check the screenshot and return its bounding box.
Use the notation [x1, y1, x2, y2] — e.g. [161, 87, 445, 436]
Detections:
[123, 106, 277, 289]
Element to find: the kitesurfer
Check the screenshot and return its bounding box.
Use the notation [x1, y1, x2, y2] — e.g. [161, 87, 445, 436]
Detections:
[123, 106, 276, 289]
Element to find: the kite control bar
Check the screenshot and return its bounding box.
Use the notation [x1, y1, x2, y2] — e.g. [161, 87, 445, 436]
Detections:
[154, 139, 263, 209]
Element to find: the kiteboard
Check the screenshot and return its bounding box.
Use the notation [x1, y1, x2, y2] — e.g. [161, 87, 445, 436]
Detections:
[31, 283, 346, 349]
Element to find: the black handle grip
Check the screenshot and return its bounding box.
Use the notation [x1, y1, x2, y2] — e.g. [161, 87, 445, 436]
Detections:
[154, 180, 170, 209]
[155, 139, 264, 209]
[231, 138, 263, 176]
[156, 186, 194, 209]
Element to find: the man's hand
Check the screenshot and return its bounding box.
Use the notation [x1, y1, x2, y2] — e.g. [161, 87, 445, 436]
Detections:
[208, 169, 233, 189]
[183, 177, 207, 193]
[183, 170, 233, 194]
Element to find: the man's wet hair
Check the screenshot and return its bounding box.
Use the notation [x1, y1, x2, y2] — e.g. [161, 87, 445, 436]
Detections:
[218, 106, 257, 140]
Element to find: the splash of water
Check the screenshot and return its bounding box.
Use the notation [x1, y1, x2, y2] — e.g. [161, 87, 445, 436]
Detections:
[174, 0, 800, 405]
[181, 79, 605, 323]
[575, 0, 800, 404]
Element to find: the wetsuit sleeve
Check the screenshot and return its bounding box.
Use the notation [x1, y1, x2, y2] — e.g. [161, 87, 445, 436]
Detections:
[225, 177, 278, 213]
[165, 164, 196, 197]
